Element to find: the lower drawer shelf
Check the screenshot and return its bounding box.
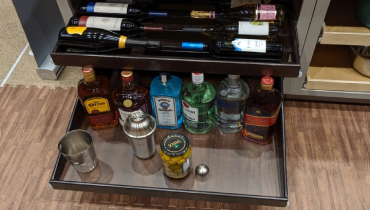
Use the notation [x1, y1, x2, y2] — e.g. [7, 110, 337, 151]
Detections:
[50, 78, 288, 207]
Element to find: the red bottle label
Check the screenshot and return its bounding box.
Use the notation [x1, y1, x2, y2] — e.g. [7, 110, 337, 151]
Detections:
[259, 5, 276, 20]
[244, 113, 278, 127]
[87, 111, 116, 125]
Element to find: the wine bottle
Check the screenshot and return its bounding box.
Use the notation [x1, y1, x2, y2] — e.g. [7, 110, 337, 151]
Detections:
[183, 21, 279, 38]
[69, 16, 163, 33]
[78, 2, 168, 18]
[58, 27, 161, 52]
[190, 4, 285, 22]
[176, 38, 283, 61]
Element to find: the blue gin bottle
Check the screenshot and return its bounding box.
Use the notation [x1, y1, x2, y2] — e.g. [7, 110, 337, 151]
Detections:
[150, 73, 183, 129]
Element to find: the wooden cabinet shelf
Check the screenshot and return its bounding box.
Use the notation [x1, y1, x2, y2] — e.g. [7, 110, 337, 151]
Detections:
[320, 0, 370, 46]
[306, 45, 370, 92]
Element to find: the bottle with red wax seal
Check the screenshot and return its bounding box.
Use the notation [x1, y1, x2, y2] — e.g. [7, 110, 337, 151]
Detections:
[242, 76, 283, 144]
[78, 65, 119, 130]
[113, 71, 151, 126]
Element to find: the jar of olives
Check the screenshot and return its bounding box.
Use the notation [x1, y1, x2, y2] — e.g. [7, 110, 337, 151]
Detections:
[159, 134, 192, 179]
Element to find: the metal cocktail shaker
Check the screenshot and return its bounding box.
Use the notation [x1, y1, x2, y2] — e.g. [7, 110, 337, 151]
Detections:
[123, 110, 156, 159]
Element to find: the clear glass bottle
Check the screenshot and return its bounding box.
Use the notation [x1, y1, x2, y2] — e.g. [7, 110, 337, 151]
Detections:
[181, 73, 216, 134]
[77, 65, 119, 130]
[242, 76, 283, 144]
[113, 71, 151, 126]
[150, 72, 183, 129]
[215, 74, 249, 133]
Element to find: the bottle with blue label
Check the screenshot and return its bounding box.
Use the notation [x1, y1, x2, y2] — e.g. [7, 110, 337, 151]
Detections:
[215, 74, 249, 133]
[150, 73, 183, 129]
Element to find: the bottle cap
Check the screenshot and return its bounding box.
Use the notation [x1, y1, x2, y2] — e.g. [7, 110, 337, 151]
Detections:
[77, 16, 89, 27]
[159, 72, 171, 83]
[261, 76, 274, 90]
[195, 164, 210, 182]
[160, 134, 190, 157]
[192, 73, 204, 85]
[228, 75, 240, 79]
[121, 71, 134, 82]
[81, 65, 95, 82]
[190, 11, 214, 19]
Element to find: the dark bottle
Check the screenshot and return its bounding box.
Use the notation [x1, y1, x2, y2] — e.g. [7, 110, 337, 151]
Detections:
[69, 16, 163, 33]
[175, 38, 283, 61]
[78, 65, 119, 130]
[58, 27, 161, 52]
[78, 2, 168, 19]
[183, 21, 279, 38]
[242, 76, 283, 144]
[190, 4, 285, 23]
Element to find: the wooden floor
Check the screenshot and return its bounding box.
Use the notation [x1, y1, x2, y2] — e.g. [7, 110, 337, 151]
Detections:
[0, 85, 369, 210]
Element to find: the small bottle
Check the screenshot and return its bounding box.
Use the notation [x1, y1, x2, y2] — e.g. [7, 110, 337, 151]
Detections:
[78, 2, 168, 19]
[58, 27, 162, 52]
[150, 73, 183, 129]
[113, 71, 151, 126]
[242, 76, 283, 144]
[78, 65, 119, 129]
[181, 73, 216, 134]
[69, 16, 163, 33]
[215, 75, 249, 133]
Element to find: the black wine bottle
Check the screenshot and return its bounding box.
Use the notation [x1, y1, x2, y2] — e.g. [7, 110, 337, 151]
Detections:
[69, 16, 163, 33]
[58, 27, 161, 52]
[183, 21, 279, 38]
[78, 2, 168, 19]
[190, 4, 285, 22]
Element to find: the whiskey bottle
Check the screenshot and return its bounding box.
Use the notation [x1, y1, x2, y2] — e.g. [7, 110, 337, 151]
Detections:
[78, 2, 168, 18]
[181, 73, 216, 134]
[183, 21, 279, 38]
[113, 71, 151, 125]
[242, 77, 283, 144]
[58, 27, 161, 52]
[150, 73, 183, 129]
[215, 75, 249, 133]
[69, 16, 163, 33]
[190, 4, 285, 22]
[78, 65, 119, 130]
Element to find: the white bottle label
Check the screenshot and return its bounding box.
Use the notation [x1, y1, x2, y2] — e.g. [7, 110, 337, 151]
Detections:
[232, 39, 267, 53]
[238, 21, 269, 35]
[93, 3, 128, 14]
[154, 97, 177, 127]
[86, 17, 123, 31]
[118, 108, 133, 125]
[230, 0, 262, 8]
[106, 0, 132, 3]
[182, 158, 191, 173]
[182, 101, 199, 122]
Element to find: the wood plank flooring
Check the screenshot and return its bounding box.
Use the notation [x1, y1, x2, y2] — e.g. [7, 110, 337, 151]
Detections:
[0, 85, 369, 210]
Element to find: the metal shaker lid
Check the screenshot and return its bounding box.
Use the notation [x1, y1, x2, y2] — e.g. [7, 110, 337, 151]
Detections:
[195, 164, 210, 182]
[123, 111, 156, 138]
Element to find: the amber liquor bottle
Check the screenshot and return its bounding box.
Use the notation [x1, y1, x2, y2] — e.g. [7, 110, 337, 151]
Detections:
[242, 77, 283, 144]
[78, 66, 119, 129]
[113, 71, 151, 125]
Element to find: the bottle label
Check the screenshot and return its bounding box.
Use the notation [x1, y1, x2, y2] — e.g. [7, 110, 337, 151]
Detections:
[230, 0, 262, 8]
[232, 38, 267, 53]
[244, 113, 278, 127]
[84, 97, 111, 114]
[87, 111, 116, 126]
[182, 101, 199, 122]
[258, 4, 276, 20]
[66, 27, 87, 35]
[118, 109, 133, 125]
[153, 97, 177, 127]
[182, 158, 191, 174]
[182, 42, 204, 51]
[238, 21, 269, 35]
[84, 17, 123, 31]
[88, 2, 128, 14]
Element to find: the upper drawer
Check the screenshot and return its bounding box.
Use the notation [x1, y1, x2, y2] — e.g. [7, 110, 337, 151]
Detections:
[51, 4, 300, 77]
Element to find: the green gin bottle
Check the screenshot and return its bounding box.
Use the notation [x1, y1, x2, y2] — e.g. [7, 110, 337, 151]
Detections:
[181, 73, 216, 134]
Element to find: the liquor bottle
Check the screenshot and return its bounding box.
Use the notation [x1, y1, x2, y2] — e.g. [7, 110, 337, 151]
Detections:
[178, 38, 283, 61]
[78, 65, 119, 130]
[58, 27, 161, 52]
[183, 21, 279, 38]
[242, 77, 283, 144]
[69, 16, 163, 33]
[190, 4, 285, 23]
[113, 71, 151, 126]
[78, 2, 168, 19]
[150, 73, 183, 129]
[215, 75, 249, 133]
[181, 73, 216, 134]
